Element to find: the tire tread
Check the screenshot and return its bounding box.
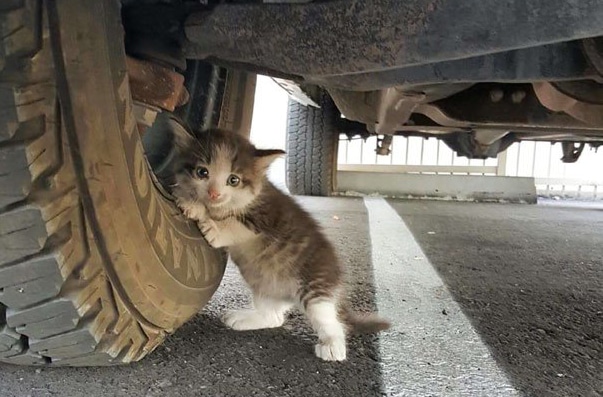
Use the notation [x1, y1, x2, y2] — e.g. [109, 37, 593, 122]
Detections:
[0, 0, 164, 366]
[286, 91, 339, 196]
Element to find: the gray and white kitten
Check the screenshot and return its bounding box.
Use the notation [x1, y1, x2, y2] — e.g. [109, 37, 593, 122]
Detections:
[169, 127, 389, 361]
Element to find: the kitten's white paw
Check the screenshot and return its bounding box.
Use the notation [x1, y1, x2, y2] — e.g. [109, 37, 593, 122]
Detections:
[314, 338, 347, 361]
[222, 309, 284, 331]
[176, 199, 208, 221]
[199, 219, 221, 247]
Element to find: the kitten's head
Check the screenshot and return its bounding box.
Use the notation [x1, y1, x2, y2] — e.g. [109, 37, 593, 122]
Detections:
[170, 126, 283, 213]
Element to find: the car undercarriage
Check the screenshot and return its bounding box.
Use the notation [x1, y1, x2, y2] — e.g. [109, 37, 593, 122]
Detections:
[123, 0, 603, 162]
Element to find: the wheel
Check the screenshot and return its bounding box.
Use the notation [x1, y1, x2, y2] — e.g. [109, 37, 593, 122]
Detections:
[286, 91, 340, 196]
[0, 0, 226, 366]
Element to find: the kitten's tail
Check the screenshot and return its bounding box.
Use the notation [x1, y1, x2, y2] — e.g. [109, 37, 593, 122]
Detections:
[340, 304, 391, 335]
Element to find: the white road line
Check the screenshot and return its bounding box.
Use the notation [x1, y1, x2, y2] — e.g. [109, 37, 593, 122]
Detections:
[364, 197, 520, 397]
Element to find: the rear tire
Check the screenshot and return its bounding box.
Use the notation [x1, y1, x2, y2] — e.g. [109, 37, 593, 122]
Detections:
[0, 0, 226, 366]
[286, 91, 340, 196]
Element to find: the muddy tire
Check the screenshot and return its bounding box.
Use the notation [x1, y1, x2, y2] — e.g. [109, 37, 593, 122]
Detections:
[0, 0, 226, 366]
[286, 92, 339, 196]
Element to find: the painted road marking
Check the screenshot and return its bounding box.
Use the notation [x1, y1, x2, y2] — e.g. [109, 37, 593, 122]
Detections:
[364, 197, 520, 397]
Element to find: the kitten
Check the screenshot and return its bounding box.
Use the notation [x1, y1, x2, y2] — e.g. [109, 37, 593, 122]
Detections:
[168, 126, 389, 361]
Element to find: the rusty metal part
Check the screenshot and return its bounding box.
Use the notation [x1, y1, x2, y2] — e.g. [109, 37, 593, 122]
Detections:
[126, 56, 189, 113]
[532, 82, 603, 126]
[561, 142, 586, 163]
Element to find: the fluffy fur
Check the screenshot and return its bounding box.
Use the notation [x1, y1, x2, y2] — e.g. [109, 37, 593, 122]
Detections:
[169, 127, 389, 361]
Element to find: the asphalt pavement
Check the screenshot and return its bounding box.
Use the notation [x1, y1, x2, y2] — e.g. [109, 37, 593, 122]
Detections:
[0, 197, 601, 397]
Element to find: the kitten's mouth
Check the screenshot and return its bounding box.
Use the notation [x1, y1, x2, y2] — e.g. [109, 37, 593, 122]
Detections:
[207, 199, 228, 208]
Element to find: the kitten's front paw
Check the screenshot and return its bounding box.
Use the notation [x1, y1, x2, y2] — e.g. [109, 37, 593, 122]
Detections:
[199, 219, 220, 247]
[176, 198, 208, 221]
[315, 338, 347, 361]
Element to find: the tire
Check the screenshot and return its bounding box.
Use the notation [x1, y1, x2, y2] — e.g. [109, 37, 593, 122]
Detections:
[286, 92, 340, 196]
[0, 0, 226, 366]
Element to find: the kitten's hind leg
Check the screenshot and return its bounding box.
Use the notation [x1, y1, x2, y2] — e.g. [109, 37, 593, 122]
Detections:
[304, 299, 347, 361]
[222, 297, 292, 331]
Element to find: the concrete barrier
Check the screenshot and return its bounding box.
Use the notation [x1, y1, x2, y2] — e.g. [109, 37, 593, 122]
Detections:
[337, 171, 537, 203]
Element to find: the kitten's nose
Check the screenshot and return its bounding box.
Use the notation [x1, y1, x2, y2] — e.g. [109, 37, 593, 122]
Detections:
[208, 189, 221, 201]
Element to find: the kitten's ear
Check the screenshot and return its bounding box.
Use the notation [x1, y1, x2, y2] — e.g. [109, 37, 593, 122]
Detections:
[254, 149, 285, 171]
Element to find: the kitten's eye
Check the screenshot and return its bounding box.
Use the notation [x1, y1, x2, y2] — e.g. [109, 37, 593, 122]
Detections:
[195, 166, 209, 179]
[227, 174, 241, 187]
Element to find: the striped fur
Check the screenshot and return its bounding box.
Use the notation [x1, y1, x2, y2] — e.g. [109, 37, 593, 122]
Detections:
[170, 128, 390, 361]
